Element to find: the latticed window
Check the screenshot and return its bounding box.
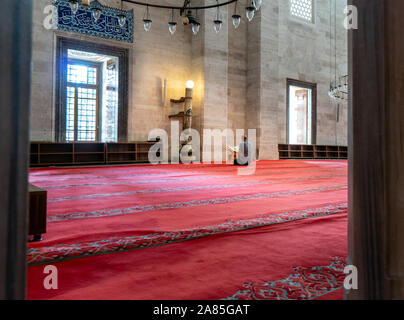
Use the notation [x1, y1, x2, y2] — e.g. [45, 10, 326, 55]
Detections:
[290, 0, 314, 23]
[65, 61, 100, 141]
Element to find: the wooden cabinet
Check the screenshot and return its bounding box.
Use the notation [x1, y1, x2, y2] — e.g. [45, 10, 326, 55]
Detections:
[30, 142, 154, 167]
[279, 144, 348, 160]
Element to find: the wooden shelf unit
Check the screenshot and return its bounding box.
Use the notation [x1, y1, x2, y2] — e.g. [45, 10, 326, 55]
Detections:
[106, 143, 137, 163]
[74, 142, 105, 165]
[30, 142, 154, 167]
[279, 144, 348, 160]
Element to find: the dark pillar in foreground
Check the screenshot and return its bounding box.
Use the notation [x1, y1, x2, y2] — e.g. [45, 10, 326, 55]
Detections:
[0, 0, 33, 300]
[347, 0, 404, 299]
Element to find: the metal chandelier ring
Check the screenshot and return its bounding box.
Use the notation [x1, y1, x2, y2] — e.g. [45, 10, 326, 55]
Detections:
[122, 0, 239, 10]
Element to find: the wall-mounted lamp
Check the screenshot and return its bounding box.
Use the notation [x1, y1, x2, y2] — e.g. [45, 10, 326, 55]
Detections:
[169, 80, 194, 128]
[167, 80, 195, 161]
[184, 80, 194, 130]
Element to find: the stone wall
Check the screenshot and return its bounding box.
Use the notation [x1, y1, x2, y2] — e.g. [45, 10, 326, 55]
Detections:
[246, 0, 348, 159]
[30, 0, 348, 160]
[30, 0, 193, 142]
[276, 0, 348, 146]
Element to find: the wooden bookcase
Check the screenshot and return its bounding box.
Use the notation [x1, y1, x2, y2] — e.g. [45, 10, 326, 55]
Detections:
[137, 142, 154, 162]
[105, 142, 154, 164]
[35, 143, 74, 166]
[74, 142, 105, 165]
[106, 143, 137, 164]
[279, 144, 348, 160]
[30, 142, 154, 167]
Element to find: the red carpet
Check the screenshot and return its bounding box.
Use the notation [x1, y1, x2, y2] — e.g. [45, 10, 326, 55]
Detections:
[27, 160, 348, 300]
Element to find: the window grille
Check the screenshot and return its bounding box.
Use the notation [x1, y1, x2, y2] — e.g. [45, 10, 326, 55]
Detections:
[65, 62, 99, 141]
[290, 0, 314, 23]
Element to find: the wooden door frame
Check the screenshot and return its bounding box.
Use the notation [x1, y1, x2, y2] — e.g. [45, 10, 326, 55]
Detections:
[286, 78, 317, 145]
[56, 37, 129, 142]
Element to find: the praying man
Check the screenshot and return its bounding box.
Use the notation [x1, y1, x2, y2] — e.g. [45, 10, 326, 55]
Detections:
[234, 136, 253, 166]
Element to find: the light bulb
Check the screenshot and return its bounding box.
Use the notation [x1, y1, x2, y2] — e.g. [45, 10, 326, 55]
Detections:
[143, 19, 152, 32]
[168, 22, 177, 35]
[186, 80, 195, 89]
[182, 16, 190, 25]
[213, 20, 222, 33]
[232, 14, 241, 29]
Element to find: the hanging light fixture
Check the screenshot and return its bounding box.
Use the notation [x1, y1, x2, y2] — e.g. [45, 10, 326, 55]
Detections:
[191, 9, 200, 35]
[144, 19, 152, 32]
[182, 10, 190, 25]
[68, 0, 79, 14]
[168, 9, 177, 35]
[117, 13, 127, 27]
[92, 9, 102, 22]
[328, 0, 348, 101]
[213, 1, 223, 33]
[91, 1, 102, 22]
[232, 1, 241, 29]
[143, 5, 152, 32]
[66, 0, 263, 37]
[192, 21, 200, 35]
[168, 22, 177, 35]
[253, 0, 262, 11]
[213, 19, 222, 33]
[232, 15, 241, 28]
[117, 1, 127, 28]
[245, 0, 256, 22]
[67, 0, 132, 29]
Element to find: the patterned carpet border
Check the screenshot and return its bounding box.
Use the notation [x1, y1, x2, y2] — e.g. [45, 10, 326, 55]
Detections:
[224, 257, 346, 300]
[47, 174, 346, 203]
[29, 162, 345, 178]
[48, 185, 347, 222]
[31, 167, 346, 188]
[28, 203, 347, 266]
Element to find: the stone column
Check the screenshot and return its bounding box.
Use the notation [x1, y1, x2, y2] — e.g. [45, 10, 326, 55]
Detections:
[259, 1, 280, 160]
[247, 2, 280, 160]
[347, 0, 404, 299]
[0, 0, 32, 300]
[191, 5, 229, 162]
